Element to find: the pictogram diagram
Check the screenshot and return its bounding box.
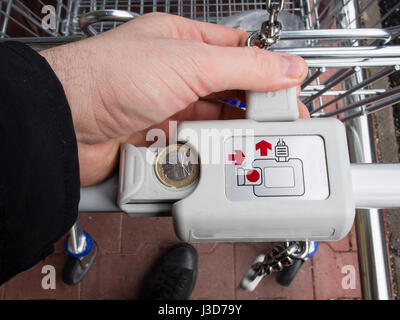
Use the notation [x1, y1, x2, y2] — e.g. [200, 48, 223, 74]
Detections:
[231, 139, 305, 197]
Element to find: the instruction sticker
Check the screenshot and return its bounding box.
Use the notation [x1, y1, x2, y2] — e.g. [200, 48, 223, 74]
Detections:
[224, 135, 329, 201]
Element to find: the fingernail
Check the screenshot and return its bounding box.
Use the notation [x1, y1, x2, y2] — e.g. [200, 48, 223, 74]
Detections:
[281, 55, 305, 78]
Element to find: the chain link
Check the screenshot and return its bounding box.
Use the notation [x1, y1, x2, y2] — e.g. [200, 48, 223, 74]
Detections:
[266, 0, 284, 13]
[250, 241, 310, 278]
[246, 0, 285, 49]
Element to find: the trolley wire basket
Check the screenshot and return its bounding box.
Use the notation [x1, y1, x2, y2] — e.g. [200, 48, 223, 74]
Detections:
[1, 0, 399, 299]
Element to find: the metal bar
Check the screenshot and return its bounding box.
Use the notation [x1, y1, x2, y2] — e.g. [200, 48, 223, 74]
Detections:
[0, 7, 40, 37]
[303, 88, 385, 97]
[303, 68, 351, 105]
[305, 58, 400, 68]
[305, 67, 358, 106]
[272, 46, 400, 58]
[309, 0, 323, 17]
[318, 0, 348, 28]
[372, 1, 400, 28]
[366, 94, 400, 114]
[314, 65, 399, 113]
[300, 0, 312, 31]
[356, 208, 392, 300]
[321, 85, 400, 118]
[311, 0, 322, 29]
[347, 0, 375, 28]
[301, 67, 326, 90]
[68, 219, 86, 255]
[64, 0, 74, 37]
[311, 0, 331, 26]
[72, 9, 393, 41]
[16, 4, 390, 42]
[79, 9, 140, 36]
[275, 28, 392, 43]
[341, 93, 400, 122]
[54, 0, 63, 36]
[313, 0, 337, 29]
[321, 67, 351, 87]
[79, 175, 119, 212]
[10, 0, 55, 37]
[1, 0, 13, 38]
[335, 0, 392, 300]
[346, 112, 393, 301]
[351, 163, 400, 208]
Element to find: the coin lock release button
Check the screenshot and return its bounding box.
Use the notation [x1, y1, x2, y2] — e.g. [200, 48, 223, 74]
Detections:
[246, 87, 299, 122]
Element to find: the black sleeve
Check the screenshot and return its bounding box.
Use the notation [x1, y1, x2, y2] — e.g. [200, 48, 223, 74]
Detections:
[0, 41, 80, 285]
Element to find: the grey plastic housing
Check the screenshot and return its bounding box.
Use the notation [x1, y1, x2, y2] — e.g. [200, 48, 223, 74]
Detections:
[172, 118, 355, 242]
[118, 144, 196, 216]
[246, 87, 299, 121]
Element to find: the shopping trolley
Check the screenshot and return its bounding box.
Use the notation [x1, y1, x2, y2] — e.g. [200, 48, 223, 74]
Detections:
[1, 0, 400, 299]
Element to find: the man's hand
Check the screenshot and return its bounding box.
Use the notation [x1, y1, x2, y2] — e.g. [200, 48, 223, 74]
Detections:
[40, 13, 308, 186]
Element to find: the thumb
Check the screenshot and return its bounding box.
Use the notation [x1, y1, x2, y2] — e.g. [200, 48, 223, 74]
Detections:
[197, 45, 308, 94]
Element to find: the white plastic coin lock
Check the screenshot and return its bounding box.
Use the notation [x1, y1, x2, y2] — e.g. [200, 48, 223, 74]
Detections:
[118, 87, 355, 242]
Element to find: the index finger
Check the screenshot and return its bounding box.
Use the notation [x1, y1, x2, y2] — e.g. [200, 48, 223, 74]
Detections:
[121, 12, 250, 47]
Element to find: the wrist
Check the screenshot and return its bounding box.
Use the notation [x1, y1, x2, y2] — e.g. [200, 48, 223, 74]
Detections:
[39, 43, 96, 143]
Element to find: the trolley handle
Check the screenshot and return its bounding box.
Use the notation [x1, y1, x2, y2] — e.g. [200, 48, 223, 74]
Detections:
[79, 163, 400, 212]
[79, 10, 140, 37]
[78, 9, 392, 44]
[351, 163, 400, 209]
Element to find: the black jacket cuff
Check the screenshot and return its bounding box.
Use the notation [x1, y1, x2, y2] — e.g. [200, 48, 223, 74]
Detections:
[0, 41, 80, 285]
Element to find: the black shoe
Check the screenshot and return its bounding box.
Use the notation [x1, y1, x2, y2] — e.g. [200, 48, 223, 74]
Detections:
[140, 243, 198, 300]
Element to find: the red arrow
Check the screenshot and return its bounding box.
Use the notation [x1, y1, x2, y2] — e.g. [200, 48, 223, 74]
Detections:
[256, 140, 272, 156]
[228, 150, 245, 165]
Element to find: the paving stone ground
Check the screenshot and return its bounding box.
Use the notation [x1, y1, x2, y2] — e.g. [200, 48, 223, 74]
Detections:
[0, 213, 361, 300]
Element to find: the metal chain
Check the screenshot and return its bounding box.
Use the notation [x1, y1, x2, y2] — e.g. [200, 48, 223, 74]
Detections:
[246, 0, 285, 49]
[251, 241, 309, 278]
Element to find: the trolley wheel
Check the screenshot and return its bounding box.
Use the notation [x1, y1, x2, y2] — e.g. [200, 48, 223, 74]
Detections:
[276, 258, 305, 287]
[62, 240, 98, 285]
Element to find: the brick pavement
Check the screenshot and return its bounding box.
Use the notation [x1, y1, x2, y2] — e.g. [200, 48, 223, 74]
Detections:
[0, 213, 361, 300]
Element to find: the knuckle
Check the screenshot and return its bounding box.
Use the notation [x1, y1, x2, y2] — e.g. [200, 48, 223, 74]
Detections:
[145, 12, 167, 19]
[246, 47, 273, 77]
[192, 52, 217, 96]
[146, 12, 182, 24]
